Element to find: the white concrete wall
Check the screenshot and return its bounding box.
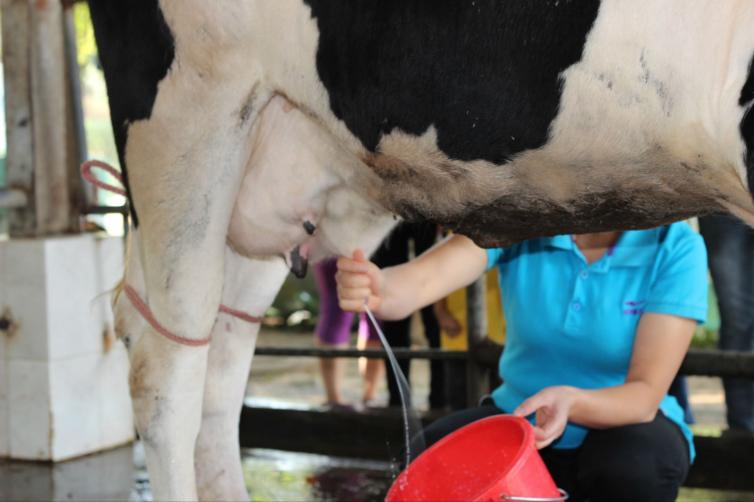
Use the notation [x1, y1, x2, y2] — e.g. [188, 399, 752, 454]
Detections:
[0, 234, 133, 461]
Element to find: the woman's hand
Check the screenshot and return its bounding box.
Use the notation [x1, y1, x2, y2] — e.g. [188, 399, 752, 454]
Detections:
[336, 235, 488, 320]
[437, 311, 462, 338]
[434, 301, 463, 337]
[514, 386, 579, 449]
[336, 249, 384, 313]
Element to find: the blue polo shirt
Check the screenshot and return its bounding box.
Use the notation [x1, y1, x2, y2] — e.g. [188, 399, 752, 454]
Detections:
[486, 222, 707, 461]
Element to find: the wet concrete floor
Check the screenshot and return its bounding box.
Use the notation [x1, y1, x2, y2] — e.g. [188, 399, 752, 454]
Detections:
[0, 443, 394, 502]
[3, 442, 754, 501]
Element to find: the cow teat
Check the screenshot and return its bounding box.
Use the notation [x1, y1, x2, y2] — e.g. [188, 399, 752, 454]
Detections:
[303, 220, 316, 235]
[287, 245, 308, 279]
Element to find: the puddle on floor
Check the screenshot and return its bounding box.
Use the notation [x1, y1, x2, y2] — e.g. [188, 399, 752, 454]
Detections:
[242, 449, 394, 501]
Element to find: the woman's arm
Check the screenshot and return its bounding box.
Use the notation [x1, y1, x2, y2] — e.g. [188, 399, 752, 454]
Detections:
[336, 234, 488, 320]
[515, 312, 695, 448]
[571, 312, 695, 426]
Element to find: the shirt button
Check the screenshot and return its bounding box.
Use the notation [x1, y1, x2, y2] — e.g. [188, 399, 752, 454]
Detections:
[580, 270, 589, 279]
[572, 301, 582, 311]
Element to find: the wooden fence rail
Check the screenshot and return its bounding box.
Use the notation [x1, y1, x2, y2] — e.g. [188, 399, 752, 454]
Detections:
[239, 405, 754, 492]
[255, 345, 754, 378]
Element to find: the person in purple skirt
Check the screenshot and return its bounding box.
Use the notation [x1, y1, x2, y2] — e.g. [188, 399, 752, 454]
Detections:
[315, 258, 384, 408]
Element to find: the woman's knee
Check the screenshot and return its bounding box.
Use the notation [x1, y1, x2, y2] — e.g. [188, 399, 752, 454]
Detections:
[579, 458, 685, 502]
[577, 417, 689, 502]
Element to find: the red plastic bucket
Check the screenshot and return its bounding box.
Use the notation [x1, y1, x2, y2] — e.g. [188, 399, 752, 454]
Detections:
[386, 415, 567, 502]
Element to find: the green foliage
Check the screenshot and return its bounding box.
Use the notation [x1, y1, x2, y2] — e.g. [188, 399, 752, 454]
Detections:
[692, 325, 719, 349]
[692, 282, 720, 349]
[267, 273, 321, 330]
[74, 3, 98, 69]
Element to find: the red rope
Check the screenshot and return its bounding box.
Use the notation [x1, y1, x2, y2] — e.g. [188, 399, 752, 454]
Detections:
[124, 284, 211, 347]
[81, 159, 127, 196]
[82, 160, 265, 346]
[123, 285, 265, 347]
[219, 305, 264, 324]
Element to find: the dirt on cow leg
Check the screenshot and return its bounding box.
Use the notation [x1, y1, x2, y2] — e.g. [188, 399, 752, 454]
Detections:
[129, 333, 210, 501]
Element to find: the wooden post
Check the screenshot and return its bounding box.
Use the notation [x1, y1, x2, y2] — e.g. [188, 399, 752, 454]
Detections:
[2, 0, 36, 236]
[29, 0, 72, 234]
[465, 277, 488, 407]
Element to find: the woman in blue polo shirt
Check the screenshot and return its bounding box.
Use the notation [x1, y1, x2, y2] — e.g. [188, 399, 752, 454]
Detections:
[336, 222, 707, 502]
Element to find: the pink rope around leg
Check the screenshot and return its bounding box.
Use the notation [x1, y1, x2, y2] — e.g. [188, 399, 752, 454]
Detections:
[123, 285, 265, 347]
[83, 160, 267, 345]
[123, 284, 211, 347]
[219, 305, 264, 324]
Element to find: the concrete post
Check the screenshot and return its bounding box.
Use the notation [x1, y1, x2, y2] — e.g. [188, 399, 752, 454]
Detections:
[2, 0, 36, 236]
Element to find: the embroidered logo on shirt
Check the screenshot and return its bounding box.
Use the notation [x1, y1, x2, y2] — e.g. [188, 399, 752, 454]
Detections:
[623, 300, 646, 315]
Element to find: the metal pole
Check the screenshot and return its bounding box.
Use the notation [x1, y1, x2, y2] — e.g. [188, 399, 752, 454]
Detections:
[465, 277, 488, 407]
[62, 1, 88, 228]
[254, 346, 468, 360]
[2, 0, 35, 236]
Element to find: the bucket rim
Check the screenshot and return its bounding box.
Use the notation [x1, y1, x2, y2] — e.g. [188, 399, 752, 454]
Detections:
[388, 414, 534, 500]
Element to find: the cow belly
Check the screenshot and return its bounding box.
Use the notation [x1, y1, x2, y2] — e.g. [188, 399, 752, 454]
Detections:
[227, 95, 395, 263]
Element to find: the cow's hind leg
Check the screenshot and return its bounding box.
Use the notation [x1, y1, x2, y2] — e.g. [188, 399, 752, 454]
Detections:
[122, 66, 267, 498]
[115, 228, 217, 501]
[127, 192, 247, 500]
[195, 249, 288, 501]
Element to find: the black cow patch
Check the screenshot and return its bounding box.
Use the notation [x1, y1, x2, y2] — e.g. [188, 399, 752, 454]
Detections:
[304, 0, 600, 164]
[739, 51, 754, 198]
[88, 0, 175, 226]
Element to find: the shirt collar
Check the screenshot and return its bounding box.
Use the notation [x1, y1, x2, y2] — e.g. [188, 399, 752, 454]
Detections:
[543, 228, 661, 269]
[609, 228, 661, 267]
[544, 234, 574, 251]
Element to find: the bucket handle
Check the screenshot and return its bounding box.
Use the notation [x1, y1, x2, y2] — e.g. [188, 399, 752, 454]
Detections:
[500, 488, 569, 501]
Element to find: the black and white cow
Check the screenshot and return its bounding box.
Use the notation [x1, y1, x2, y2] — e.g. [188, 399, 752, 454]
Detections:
[88, 0, 754, 499]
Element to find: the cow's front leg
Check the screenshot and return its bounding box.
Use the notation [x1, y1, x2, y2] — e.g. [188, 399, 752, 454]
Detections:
[195, 249, 288, 501]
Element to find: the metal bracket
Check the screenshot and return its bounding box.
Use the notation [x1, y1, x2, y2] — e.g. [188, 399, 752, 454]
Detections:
[0, 188, 28, 209]
[0, 307, 18, 336]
